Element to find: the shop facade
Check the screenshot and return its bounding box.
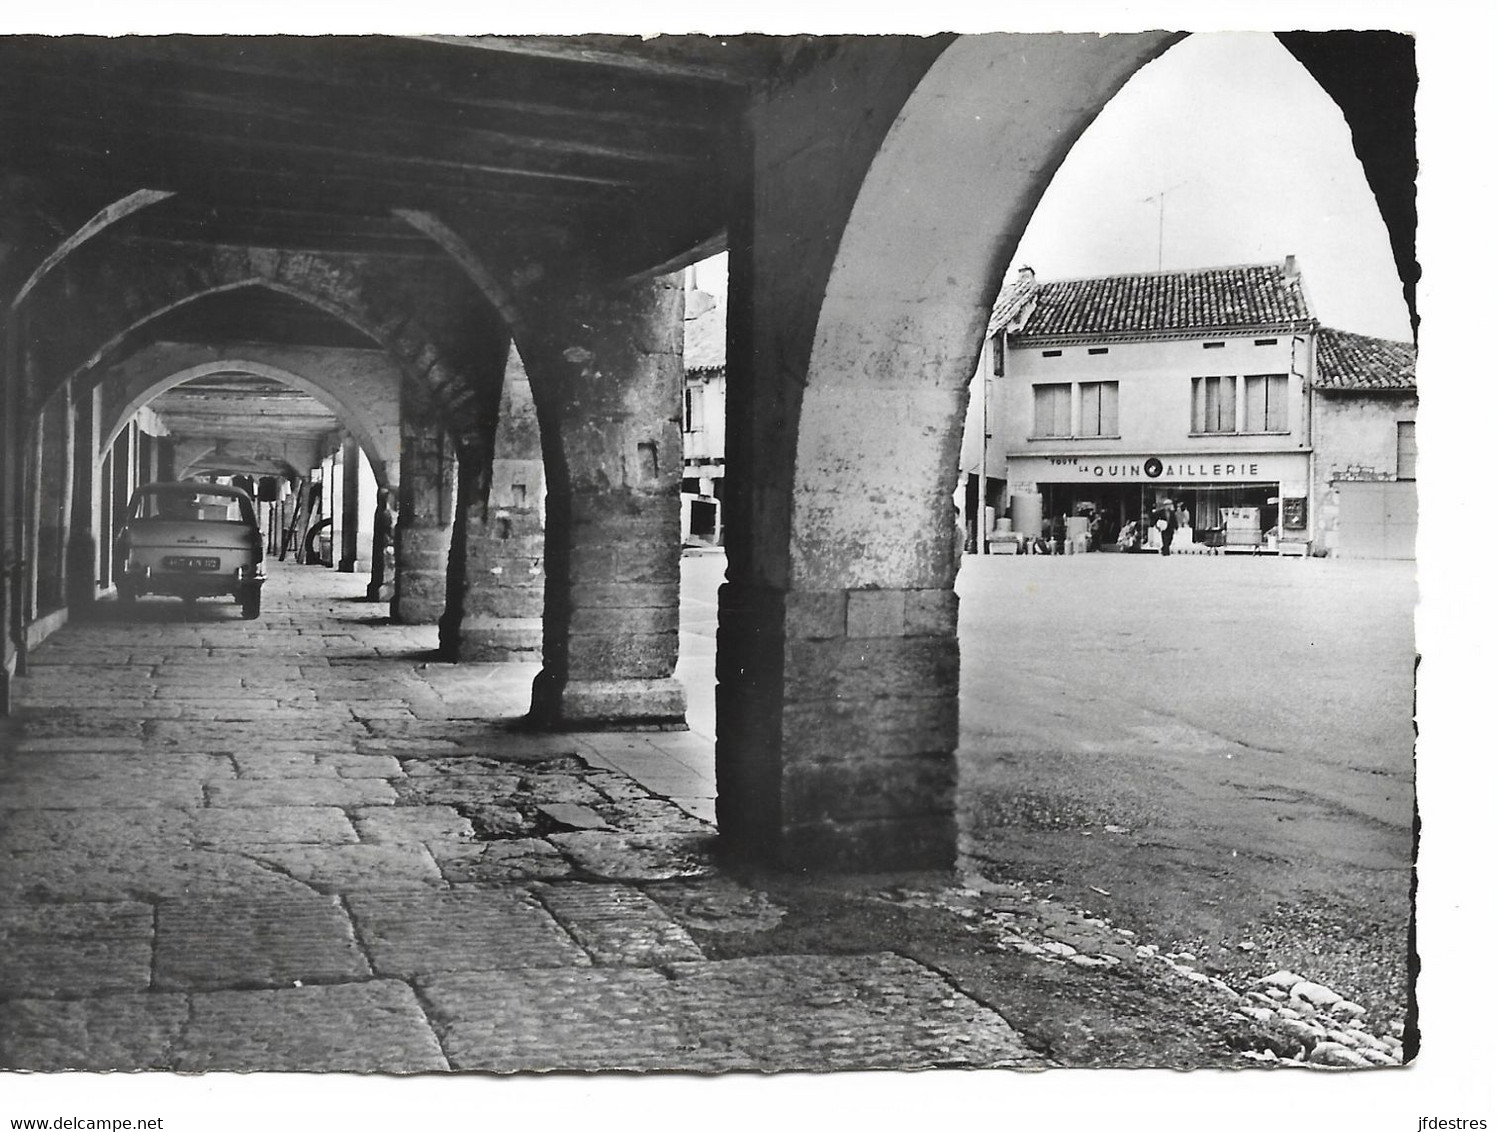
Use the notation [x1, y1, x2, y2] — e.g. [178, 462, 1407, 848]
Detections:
[1005, 452, 1311, 552]
[972, 259, 1317, 553]
[959, 259, 1413, 556]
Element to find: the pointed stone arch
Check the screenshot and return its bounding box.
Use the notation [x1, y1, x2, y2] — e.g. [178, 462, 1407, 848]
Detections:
[19, 242, 498, 448]
[95, 348, 401, 489]
[10, 189, 175, 312]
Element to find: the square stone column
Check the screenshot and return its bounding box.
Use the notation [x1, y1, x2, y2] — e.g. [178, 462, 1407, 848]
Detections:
[717, 582, 960, 871]
[523, 273, 685, 729]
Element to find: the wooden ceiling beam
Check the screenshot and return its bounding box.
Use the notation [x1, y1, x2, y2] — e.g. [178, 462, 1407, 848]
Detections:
[0, 126, 630, 219]
[121, 209, 450, 260]
[414, 35, 775, 85]
[0, 38, 734, 134]
[0, 61, 709, 173]
[0, 102, 656, 195]
[154, 425, 341, 445]
[127, 205, 432, 245]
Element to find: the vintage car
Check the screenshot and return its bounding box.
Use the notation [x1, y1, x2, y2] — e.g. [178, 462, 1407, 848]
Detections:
[114, 481, 266, 619]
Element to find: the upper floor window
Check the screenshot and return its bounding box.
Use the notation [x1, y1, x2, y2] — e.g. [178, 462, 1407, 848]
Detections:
[1077, 381, 1119, 437]
[684, 385, 704, 433]
[1033, 383, 1072, 438]
[1192, 376, 1236, 434]
[1396, 421, 1416, 480]
[1242, 374, 1289, 433]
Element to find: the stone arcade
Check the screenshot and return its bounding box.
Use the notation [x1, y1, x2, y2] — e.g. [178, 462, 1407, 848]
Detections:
[0, 33, 1416, 871]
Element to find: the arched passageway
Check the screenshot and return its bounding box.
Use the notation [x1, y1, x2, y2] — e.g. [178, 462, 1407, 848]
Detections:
[0, 32, 1416, 879]
[97, 355, 401, 492]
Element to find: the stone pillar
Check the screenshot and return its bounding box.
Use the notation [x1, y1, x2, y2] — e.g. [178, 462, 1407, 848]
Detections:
[439, 345, 545, 662]
[717, 583, 961, 871]
[337, 436, 361, 572]
[26, 389, 81, 618]
[714, 48, 965, 871]
[366, 488, 395, 602]
[67, 383, 99, 608]
[525, 273, 685, 729]
[392, 396, 454, 624]
[2, 312, 27, 698]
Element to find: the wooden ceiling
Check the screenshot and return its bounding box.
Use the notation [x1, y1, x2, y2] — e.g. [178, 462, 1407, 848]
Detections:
[0, 34, 830, 470]
[0, 35, 818, 267]
[149, 372, 340, 445]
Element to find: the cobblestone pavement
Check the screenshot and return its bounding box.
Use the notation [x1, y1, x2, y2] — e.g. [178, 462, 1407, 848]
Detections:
[0, 566, 1406, 1073]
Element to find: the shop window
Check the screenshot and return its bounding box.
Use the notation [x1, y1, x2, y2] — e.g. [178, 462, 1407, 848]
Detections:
[1242, 374, 1289, 433]
[1033, 382, 1071, 437]
[1192, 375, 1236, 434]
[1077, 381, 1119, 437]
[1397, 421, 1416, 480]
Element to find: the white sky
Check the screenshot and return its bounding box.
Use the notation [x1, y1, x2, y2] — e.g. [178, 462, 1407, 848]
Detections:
[1012, 32, 1412, 340]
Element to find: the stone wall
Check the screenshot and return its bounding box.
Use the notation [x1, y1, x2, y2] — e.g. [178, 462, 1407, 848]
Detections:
[1311, 391, 1416, 550]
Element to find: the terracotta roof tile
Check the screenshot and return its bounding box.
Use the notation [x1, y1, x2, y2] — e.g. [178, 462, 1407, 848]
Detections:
[987, 273, 1040, 337]
[1314, 327, 1416, 391]
[1004, 262, 1315, 340]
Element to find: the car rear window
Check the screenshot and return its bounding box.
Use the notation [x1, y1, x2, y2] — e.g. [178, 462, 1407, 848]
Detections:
[135, 490, 251, 523]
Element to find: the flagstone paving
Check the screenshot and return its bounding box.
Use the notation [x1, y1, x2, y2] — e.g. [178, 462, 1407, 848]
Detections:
[0, 565, 1402, 1073]
[0, 567, 1042, 1073]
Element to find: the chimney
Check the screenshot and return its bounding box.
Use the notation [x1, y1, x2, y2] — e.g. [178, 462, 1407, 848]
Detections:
[1017, 265, 1036, 286]
[1284, 254, 1299, 279]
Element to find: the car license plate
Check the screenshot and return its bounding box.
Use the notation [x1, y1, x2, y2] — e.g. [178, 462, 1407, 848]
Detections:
[164, 556, 220, 570]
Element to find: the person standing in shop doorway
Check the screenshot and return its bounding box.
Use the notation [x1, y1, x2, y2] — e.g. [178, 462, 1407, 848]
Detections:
[1154, 498, 1178, 557]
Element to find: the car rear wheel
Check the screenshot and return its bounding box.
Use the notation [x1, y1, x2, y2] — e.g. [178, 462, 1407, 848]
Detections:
[240, 589, 261, 620]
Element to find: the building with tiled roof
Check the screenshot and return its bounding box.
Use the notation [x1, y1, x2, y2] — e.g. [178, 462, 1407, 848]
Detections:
[1308, 328, 1416, 558]
[959, 258, 1416, 559]
[998, 259, 1316, 343]
[1313, 327, 1416, 391]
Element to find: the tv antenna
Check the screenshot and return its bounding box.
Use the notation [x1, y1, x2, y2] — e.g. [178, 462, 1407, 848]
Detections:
[1141, 180, 1191, 271]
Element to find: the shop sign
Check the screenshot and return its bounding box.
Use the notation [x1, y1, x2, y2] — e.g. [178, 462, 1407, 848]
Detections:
[1282, 496, 1308, 529]
[1019, 453, 1306, 484]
